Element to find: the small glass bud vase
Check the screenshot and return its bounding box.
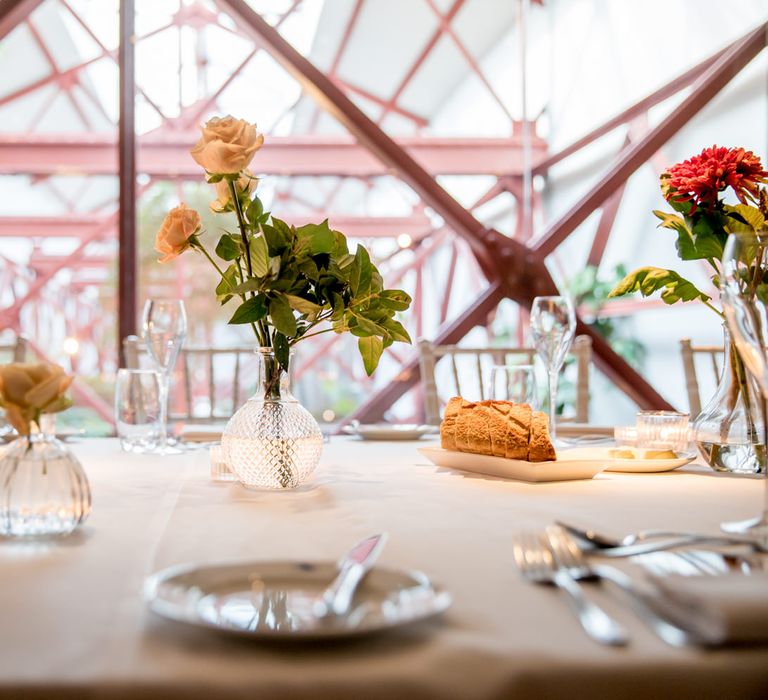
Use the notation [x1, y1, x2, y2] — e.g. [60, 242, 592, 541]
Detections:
[0, 418, 92, 537]
[222, 348, 323, 489]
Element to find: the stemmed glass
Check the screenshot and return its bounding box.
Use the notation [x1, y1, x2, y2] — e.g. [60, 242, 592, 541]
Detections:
[530, 296, 576, 444]
[720, 231, 768, 539]
[142, 299, 187, 454]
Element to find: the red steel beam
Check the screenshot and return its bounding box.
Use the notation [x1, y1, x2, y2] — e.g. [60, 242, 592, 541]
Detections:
[0, 0, 43, 41]
[0, 133, 543, 177]
[532, 22, 767, 258]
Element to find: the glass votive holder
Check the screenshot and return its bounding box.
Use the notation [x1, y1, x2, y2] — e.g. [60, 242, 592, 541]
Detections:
[614, 425, 638, 447]
[635, 410, 691, 452]
[210, 444, 237, 482]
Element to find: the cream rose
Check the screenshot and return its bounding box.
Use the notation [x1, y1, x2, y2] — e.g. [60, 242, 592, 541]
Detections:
[155, 204, 201, 264]
[0, 362, 73, 436]
[190, 116, 264, 175]
[210, 171, 259, 213]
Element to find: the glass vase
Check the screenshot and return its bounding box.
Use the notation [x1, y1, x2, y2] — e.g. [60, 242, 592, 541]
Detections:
[0, 422, 92, 537]
[693, 324, 767, 474]
[221, 348, 323, 489]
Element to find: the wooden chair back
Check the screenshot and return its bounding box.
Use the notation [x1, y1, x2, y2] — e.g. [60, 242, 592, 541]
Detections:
[418, 335, 592, 425]
[123, 335, 256, 423]
[680, 338, 723, 417]
[0, 336, 29, 363]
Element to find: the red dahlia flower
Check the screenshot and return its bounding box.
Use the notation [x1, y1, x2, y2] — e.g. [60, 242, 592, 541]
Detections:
[662, 145, 768, 214]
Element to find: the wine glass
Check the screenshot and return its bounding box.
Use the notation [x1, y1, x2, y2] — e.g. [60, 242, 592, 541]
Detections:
[530, 296, 576, 444]
[720, 230, 768, 539]
[142, 299, 187, 454]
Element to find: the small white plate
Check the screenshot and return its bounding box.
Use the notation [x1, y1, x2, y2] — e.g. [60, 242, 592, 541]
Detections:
[418, 446, 609, 482]
[145, 560, 451, 640]
[344, 424, 438, 441]
[601, 448, 696, 473]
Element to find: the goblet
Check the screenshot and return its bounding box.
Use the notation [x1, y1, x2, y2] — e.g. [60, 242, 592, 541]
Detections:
[142, 299, 187, 454]
[530, 296, 576, 444]
[720, 230, 768, 539]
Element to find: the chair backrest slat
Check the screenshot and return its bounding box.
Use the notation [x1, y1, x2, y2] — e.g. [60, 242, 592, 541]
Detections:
[680, 338, 724, 417]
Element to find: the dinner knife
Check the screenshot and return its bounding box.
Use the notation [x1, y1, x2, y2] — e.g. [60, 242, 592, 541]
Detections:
[313, 533, 388, 618]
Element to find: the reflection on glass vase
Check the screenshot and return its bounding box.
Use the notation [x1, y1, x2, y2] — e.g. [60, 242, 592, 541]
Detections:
[222, 348, 323, 489]
[0, 416, 92, 537]
[693, 324, 767, 474]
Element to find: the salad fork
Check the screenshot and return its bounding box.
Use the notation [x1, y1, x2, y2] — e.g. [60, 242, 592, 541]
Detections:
[512, 530, 629, 646]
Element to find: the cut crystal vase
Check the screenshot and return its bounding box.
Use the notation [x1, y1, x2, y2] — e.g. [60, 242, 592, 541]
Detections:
[0, 419, 92, 537]
[693, 324, 766, 474]
[222, 348, 323, 489]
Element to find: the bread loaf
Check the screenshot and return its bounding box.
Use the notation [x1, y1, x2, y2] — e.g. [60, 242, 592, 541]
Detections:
[440, 397, 556, 462]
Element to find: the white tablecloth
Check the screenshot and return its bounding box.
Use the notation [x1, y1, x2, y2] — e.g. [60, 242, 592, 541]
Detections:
[1, 438, 767, 699]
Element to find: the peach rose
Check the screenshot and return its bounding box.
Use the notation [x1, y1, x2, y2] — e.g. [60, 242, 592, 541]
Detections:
[0, 362, 73, 435]
[155, 204, 201, 264]
[190, 116, 264, 175]
[210, 171, 259, 213]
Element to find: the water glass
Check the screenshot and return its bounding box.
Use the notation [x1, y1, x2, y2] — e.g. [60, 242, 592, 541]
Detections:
[488, 364, 538, 407]
[115, 369, 162, 453]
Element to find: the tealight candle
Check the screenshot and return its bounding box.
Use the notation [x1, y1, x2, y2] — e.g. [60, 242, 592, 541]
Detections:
[635, 410, 691, 452]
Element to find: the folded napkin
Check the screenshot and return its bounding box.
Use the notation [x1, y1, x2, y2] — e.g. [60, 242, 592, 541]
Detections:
[652, 573, 768, 645]
[179, 424, 223, 443]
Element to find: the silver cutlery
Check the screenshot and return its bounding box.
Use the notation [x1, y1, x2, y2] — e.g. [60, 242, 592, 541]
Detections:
[634, 549, 763, 578]
[555, 521, 768, 556]
[512, 530, 629, 646]
[545, 526, 715, 647]
[313, 533, 388, 619]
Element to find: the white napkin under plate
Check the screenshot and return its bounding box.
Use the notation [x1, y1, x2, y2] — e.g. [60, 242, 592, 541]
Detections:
[652, 573, 768, 645]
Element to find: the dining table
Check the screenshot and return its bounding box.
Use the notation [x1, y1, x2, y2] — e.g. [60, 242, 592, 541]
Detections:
[1, 436, 768, 700]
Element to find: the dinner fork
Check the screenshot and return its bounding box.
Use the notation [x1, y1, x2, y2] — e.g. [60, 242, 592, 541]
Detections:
[544, 526, 714, 647]
[512, 530, 629, 646]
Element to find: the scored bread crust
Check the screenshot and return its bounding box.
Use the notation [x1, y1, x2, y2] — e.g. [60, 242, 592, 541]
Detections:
[528, 411, 556, 462]
[439, 398, 554, 462]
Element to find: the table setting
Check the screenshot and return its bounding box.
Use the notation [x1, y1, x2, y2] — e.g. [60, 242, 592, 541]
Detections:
[1, 127, 768, 699]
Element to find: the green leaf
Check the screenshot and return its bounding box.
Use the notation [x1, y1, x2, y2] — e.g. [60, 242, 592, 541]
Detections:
[273, 332, 290, 372]
[246, 195, 264, 225]
[215, 264, 239, 304]
[349, 244, 373, 297]
[653, 210, 724, 262]
[378, 289, 411, 311]
[248, 235, 269, 277]
[268, 294, 298, 336]
[380, 317, 411, 343]
[296, 219, 335, 255]
[358, 336, 384, 376]
[349, 313, 384, 337]
[215, 234, 241, 261]
[285, 294, 323, 317]
[230, 278, 261, 294]
[206, 173, 224, 184]
[298, 258, 319, 281]
[228, 295, 267, 324]
[608, 266, 711, 305]
[261, 223, 289, 256]
[357, 336, 384, 377]
[725, 204, 765, 233]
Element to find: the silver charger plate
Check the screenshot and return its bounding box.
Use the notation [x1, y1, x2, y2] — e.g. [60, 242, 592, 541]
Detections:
[343, 423, 438, 440]
[145, 560, 451, 640]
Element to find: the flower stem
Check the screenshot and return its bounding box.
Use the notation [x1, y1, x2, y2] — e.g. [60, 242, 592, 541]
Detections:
[228, 179, 253, 278]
